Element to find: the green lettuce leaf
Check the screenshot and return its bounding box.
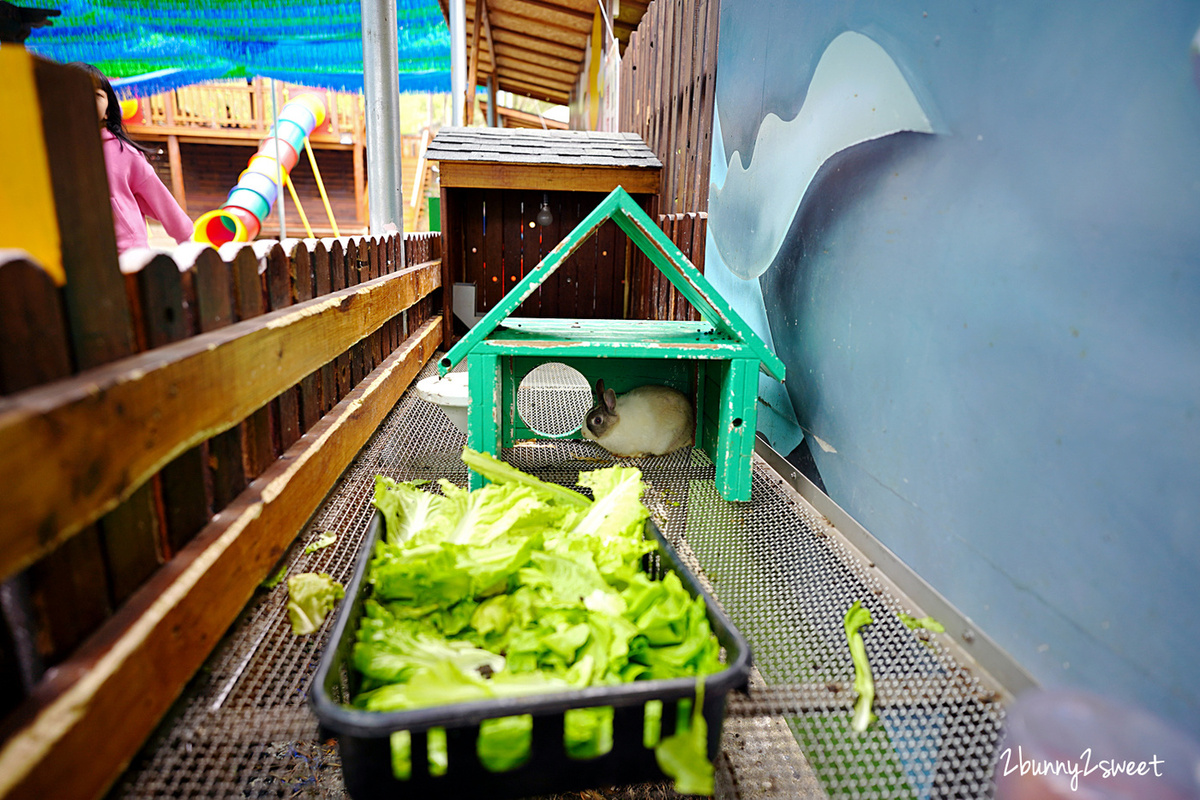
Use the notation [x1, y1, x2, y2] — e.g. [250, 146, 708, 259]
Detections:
[303, 531, 337, 554]
[655, 683, 714, 796]
[373, 475, 456, 545]
[286, 572, 344, 635]
[461, 447, 590, 507]
[845, 600, 877, 732]
[898, 612, 945, 633]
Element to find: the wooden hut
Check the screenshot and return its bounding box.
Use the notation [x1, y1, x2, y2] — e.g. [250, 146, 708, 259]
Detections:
[427, 127, 661, 340]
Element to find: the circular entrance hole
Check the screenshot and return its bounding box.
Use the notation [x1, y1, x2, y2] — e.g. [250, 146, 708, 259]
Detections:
[517, 363, 593, 438]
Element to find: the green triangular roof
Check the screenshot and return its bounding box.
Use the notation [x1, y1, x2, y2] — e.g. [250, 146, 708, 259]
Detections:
[439, 186, 785, 381]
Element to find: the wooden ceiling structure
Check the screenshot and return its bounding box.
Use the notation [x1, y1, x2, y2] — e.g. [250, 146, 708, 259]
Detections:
[436, 0, 648, 115]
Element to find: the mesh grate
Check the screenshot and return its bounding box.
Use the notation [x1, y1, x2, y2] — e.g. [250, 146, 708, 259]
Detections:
[516, 361, 595, 437]
[111, 355, 1005, 800]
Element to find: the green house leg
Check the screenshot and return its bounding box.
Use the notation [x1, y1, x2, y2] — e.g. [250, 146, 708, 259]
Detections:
[467, 353, 500, 490]
[714, 358, 758, 502]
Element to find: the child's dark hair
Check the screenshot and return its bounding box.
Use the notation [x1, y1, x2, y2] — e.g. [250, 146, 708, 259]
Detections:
[69, 62, 152, 155]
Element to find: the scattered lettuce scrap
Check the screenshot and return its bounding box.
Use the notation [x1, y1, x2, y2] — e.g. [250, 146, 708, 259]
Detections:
[898, 612, 945, 633]
[655, 681, 714, 796]
[261, 564, 289, 589]
[844, 600, 877, 732]
[304, 531, 337, 555]
[287, 572, 344, 635]
[355, 447, 724, 793]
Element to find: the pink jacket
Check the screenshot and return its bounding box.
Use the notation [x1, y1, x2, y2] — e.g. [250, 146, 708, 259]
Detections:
[101, 130, 193, 254]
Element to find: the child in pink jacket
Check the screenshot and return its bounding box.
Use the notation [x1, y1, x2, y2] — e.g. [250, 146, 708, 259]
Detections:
[75, 63, 193, 254]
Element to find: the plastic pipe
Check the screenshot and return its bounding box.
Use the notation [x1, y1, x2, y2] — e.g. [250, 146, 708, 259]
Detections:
[193, 93, 327, 246]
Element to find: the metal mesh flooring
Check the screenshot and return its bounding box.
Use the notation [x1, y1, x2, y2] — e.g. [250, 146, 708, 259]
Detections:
[110, 356, 1005, 800]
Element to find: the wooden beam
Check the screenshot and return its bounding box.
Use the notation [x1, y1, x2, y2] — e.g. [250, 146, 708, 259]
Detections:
[487, 1, 591, 33]
[0, 318, 443, 800]
[439, 161, 659, 193]
[125, 125, 354, 150]
[491, 63, 575, 92]
[490, 47, 578, 76]
[489, 24, 585, 62]
[479, 101, 569, 130]
[353, 115, 366, 224]
[489, 0, 594, 23]
[494, 52, 577, 83]
[165, 134, 186, 212]
[496, 78, 570, 105]
[481, 0, 497, 73]
[0, 261, 441, 584]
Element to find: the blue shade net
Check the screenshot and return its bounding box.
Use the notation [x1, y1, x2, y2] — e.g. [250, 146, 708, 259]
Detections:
[15, 0, 450, 96]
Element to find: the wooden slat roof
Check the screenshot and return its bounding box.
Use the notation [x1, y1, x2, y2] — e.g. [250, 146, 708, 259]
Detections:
[427, 126, 661, 168]
[437, 0, 649, 106]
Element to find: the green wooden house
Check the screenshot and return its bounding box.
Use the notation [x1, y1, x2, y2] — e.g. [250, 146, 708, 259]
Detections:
[439, 186, 785, 501]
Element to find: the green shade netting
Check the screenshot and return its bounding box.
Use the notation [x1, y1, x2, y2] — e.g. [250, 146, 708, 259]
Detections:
[14, 0, 450, 95]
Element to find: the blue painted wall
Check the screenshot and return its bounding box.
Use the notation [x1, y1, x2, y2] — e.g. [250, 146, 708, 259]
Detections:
[705, 1, 1200, 738]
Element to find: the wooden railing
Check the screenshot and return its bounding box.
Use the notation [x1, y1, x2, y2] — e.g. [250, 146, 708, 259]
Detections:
[136, 78, 366, 146]
[0, 230, 442, 800]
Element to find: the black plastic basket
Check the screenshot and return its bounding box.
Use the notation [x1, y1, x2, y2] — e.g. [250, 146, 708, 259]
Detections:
[310, 509, 751, 799]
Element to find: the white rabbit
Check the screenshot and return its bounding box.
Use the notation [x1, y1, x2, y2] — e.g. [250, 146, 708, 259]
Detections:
[580, 379, 694, 457]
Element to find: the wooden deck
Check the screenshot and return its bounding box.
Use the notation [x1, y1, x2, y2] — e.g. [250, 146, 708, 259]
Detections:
[126, 79, 435, 235]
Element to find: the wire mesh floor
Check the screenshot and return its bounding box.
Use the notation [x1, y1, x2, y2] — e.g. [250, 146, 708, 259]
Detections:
[110, 356, 1006, 800]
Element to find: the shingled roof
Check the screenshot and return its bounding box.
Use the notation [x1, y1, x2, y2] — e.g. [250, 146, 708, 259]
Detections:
[427, 127, 662, 169]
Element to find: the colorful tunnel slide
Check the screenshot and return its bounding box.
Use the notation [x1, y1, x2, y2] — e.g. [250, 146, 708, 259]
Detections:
[193, 93, 330, 247]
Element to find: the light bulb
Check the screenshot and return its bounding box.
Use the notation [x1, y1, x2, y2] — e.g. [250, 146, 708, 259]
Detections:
[536, 194, 553, 226]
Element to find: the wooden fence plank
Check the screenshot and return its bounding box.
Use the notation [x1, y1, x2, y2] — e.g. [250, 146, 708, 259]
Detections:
[32, 57, 134, 369]
[0, 317, 443, 800]
[0, 254, 101, 681]
[0, 253, 72, 395]
[265, 243, 302, 451]
[328, 238, 347, 292]
[0, 262, 442, 583]
[309, 241, 337, 413]
[440, 187, 459, 346]
[225, 244, 276, 482]
[123, 251, 207, 563]
[27, 63, 139, 652]
[192, 247, 246, 513]
[287, 242, 322, 432]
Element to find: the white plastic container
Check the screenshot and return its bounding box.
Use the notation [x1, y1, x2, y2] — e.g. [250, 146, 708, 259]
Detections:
[415, 372, 470, 434]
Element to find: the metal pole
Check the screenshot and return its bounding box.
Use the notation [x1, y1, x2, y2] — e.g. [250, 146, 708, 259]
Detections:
[449, 0, 466, 126]
[360, 0, 406, 236]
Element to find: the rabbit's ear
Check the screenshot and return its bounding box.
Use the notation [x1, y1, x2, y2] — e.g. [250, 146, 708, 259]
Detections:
[603, 387, 617, 413]
[596, 378, 606, 398]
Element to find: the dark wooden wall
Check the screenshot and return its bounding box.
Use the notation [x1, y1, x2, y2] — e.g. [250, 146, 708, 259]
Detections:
[449, 188, 650, 320]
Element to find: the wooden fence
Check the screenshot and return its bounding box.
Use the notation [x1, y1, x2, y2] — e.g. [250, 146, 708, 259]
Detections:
[619, 0, 720, 220]
[620, 0, 720, 320]
[0, 230, 442, 800]
[627, 211, 707, 322]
